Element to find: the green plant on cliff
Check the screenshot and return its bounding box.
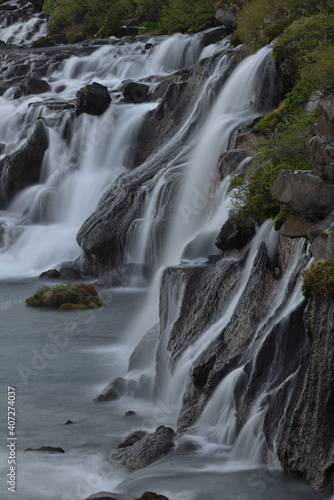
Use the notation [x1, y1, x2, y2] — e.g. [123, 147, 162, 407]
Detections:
[229, 109, 317, 227]
[302, 254, 334, 300]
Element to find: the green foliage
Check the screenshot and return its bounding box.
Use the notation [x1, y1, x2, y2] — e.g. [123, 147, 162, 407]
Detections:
[136, 0, 167, 22]
[26, 283, 103, 310]
[273, 13, 334, 81]
[161, 0, 216, 34]
[227, 175, 244, 192]
[138, 21, 162, 34]
[302, 254, 334, 300]
[230, 109, 318, 227]
[273, 210, 288, 231]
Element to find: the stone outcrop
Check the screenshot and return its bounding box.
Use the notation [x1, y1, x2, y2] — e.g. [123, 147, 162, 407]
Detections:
[122, 82, 149, 103]
[0, 119, 49, 207]
[276, 299, 334, 496]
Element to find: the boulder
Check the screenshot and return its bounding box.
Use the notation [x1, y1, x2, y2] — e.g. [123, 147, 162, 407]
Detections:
[215, 218, 255, 251]
[122, 82, 149, 103]
[76, 82, 111, 116]
[24, 446, 65, 453]
[39, 269, 60, 279]
[307, 210, 334, 260]
[14, 76, 50, 98]
[215, 8, 237, 28]
[26, 283, 103, 310]
[116, 430, 148, 449]
[136, 494, 169, 500]
[0, 119, 49, 207]
[278, 215, 314, 238]
[94, 377, 140, 402]
[58, 267, 81, 280]
[113, 426, 175, 471]
[271, 170, 334, 222]
[85, 494, 134, 500]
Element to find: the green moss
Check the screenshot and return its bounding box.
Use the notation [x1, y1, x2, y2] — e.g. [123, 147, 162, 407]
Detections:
[253, 102, 287, 133]
[273, 210, 288, 231]
[302, 254, 334, 300]
[26, 283, 103, 310]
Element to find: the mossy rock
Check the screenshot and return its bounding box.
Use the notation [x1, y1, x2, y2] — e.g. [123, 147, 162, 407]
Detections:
[26, 283, 103, 310]
[302, 253, 334, 300]
[253, 102, 287, 133]
[273, 210, 288, 231]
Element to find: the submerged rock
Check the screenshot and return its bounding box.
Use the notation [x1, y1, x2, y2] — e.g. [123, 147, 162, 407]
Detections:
[116, 430, 148, 449]
[14, 76, 50, 98]
[85, 494, 134, 500]
[76, 82, 111, 115]
[26, 283, 103, 310]
[24, 446, 65, 453]
[113, 426, 175, 471]
[39, 269, 60, 279]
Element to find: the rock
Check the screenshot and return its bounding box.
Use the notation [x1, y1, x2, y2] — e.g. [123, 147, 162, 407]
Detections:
[272, 170, 334, 222]
[94, 377, 139, 402]
[58, 267, 81, 280]
[76, 82, 111, 116]
[136, 493, 169, 500]
[215, 8, 237, 28]
[97, 263, 149, 288]
[64, 420, 74, 425]
[116, 430, 148, 449]
[122, 81, 149, 103]
[39, 269, 60, 279]
[215, 218, 255, 251]
[26, 283, 103, 310]
[113, 426, 175, 471]
[307, 210, 334, 260]
[125, 410, 136, 416]
[217, 149, 249, 181]
[128, 325, 159, 371]
[14, 76, 50, 98]
[305, 95, 334, 182]
[0, 119, 49, 207]
[85, 493, 134, 500]
[24, 446, 65, 453]
[276, 299, 334, 496]
[279, 215, 314, 238]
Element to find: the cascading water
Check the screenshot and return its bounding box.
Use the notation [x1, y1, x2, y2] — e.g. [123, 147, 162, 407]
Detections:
[0, 5, 326, 499]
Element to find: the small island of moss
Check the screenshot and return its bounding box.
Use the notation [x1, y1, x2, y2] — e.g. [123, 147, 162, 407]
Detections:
[26, 283, 103, 310]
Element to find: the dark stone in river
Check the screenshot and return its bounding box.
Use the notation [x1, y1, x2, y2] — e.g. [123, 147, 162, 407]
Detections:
[24, 446, 65, 453]
[13, 76, 50, 98]
[136, 493, 169, 500]
[113, 426, 175, 471]
[116, 430, 148, 449]
[39, 269, 60, 279]
[76, 82, 111, 116]
[85, 493, 134, 500]
[215, 217, 255, 251]
[122, 81, 149, 103]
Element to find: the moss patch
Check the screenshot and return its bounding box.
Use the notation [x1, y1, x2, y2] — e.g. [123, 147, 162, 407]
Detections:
[302, 254, 334, 300]
[26, 283, 103, 310]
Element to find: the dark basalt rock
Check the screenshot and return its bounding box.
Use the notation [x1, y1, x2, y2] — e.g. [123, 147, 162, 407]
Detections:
[215, 218, 255, 251]
[113, 426, 175, 471]
[122, 81, 149, 103]
[85, 494, 134, 500]
[13, 76, 50, 98]
[0, 119, 49, 208]
[94, 377, 140, 402]
[24, 446, 65, 453]
[76, 82, 111, 116]
[136, 493, 169, 500]
[116, 430, 148, 449]
[39, 269, 60, 279]
[58, 267, 81, 280]
[276, 299, 334, 496]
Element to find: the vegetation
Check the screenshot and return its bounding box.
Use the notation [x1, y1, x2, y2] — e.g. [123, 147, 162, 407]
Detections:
[229, 109, 318, 227]
[302, 254, 334, 300]
[26, 283, 103, 310]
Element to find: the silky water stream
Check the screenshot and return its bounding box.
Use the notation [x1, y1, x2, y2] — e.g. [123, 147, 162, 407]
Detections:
[0, 10, 327, 500]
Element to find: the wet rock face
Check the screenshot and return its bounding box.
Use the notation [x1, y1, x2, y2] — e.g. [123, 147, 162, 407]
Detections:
[215, 218, 255, 251]
[0, 119, 49, 207]
[113, 426, 175, 471]
[122, 81, 149, 103]
[76, 82, 111, 115]
[276, 299, 334, 496]
[13, 76, 50, 98]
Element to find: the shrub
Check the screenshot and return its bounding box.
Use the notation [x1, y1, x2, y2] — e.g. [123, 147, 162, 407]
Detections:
[302, 254, 334, 299]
